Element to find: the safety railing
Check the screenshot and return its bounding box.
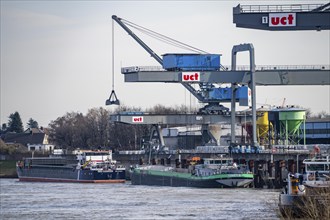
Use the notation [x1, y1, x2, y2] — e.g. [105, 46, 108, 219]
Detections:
[239, 4, 324, 13]
[122, 65, 330, 73]
[122, 66, 165, 73]
[224, 65, 330, 71]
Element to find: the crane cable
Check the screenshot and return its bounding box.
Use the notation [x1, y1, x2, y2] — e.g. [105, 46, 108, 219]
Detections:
[121, 18, 227, 71]
[112, 19, 115, 91]
[121, 18, 209, 54]
[122, 19, 208, 54]
[105, 19, 120, 105]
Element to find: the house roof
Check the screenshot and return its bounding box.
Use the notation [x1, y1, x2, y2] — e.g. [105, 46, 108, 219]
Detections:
[1, 132, 46, 146]
[24, 127, 46, 134]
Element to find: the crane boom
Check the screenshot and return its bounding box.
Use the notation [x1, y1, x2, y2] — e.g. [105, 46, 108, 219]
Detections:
[112, 15, 163, 65]
[111, 15, 206, 103]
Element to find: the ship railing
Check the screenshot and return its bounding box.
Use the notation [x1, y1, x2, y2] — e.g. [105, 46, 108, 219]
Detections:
[118, 150, 146, 155]
[271, 149, 310, 154]
[118, 148, 311, 155]
[24, 158, 77, 165]
[29, 164, 76, 168]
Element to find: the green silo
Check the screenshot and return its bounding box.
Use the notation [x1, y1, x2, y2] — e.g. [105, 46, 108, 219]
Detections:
[279, 108, 306, 145]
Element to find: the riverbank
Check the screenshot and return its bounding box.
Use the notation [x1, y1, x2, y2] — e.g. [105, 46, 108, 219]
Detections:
[279, 187, 330, 219]
[0, 160, 18, 178]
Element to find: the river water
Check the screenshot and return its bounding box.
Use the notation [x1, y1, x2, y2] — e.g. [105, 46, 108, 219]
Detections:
[1, 179, 280, 219]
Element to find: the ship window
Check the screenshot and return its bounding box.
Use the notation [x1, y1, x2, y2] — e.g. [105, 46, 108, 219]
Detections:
[306, 164, 327, 171]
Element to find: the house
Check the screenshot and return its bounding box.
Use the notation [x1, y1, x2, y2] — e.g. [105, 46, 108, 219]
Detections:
[1, 127, 55, 152]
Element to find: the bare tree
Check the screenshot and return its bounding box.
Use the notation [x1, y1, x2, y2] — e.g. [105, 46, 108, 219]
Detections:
[317, 111, 330, 119]
[47, 104, 199, 151]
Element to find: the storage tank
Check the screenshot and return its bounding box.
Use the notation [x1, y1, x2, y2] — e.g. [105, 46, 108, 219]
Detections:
[257, 109, 271, 145]
[208, 124, 222, 145]
[268, 107, 306, 145]
[242, 107, 272, 145]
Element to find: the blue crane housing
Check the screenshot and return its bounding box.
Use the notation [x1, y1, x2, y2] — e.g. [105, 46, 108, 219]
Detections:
[162, 54, 221, 71]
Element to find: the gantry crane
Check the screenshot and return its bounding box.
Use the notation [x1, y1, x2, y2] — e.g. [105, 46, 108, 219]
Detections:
[108, 14, 330, 148]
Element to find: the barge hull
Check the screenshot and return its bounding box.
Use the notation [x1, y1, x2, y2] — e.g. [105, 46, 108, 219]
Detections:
[131, 172, 253, 188]
[16, 166, 125, 183]
[18, 177, 125, 183]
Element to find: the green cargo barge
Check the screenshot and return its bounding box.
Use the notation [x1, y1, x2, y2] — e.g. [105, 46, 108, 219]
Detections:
[130, 157, 254, 188]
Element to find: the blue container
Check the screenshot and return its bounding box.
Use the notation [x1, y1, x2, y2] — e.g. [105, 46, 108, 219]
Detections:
[162, 54, 221, 71]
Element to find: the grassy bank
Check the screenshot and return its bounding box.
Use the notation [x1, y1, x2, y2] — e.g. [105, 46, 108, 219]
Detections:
[279, 187, 330, 219]
[0, 160, 18, 178]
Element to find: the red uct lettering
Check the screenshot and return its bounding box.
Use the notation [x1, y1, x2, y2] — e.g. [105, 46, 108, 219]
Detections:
[287, 14, 294, 24]
[271, 17, 289, 25]
[271, 17, 280, 25]
[132, 117, 143, 122]
[269, 13, 296, 27]
[183, 75, 190, 80]
[194, 73, 199, 81]
[182, 72, 200, 81]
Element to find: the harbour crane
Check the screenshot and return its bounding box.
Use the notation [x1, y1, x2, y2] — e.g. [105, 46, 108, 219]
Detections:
[110, 15, 202, 103]
[108, 15, 249, 115]
[109, 15, 259, 146]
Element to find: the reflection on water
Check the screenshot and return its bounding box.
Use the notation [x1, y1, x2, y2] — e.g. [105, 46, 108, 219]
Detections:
[0, 179, 280, 219]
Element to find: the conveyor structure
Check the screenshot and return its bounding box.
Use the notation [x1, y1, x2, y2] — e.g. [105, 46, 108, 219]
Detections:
[110, 113, 252, 148]
[110, 113, 250, 125]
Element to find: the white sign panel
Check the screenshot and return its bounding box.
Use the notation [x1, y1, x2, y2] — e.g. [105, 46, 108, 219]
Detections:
[262, 16, 268, 24]
[269, 13, 296, 27]
[132, 116, 143, 123]
[182, 72, 200, 82]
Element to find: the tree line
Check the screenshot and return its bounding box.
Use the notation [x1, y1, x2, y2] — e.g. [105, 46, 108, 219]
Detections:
[1, 112, 39, 134]
[47, 104, 192, 151]
[0, 104, 192, 151]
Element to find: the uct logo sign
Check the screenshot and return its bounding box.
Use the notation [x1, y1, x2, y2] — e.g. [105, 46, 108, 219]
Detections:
[132, 116, 143, 123]
[182, 72, 200, 82]
[269, 13, 296, 27]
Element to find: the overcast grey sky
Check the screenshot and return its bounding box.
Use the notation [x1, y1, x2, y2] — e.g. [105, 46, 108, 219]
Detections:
[1, 0, 329, 127]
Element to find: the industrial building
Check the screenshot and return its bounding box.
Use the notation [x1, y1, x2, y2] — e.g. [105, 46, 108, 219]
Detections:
[303, 118, 330, 144]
